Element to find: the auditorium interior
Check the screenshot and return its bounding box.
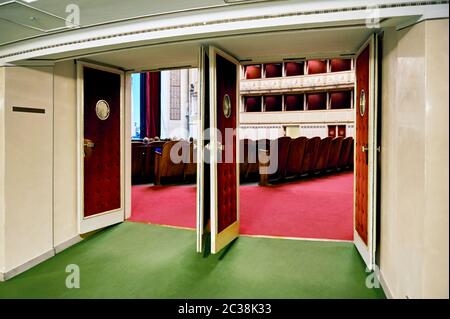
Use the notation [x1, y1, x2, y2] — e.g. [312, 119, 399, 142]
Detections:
[130, 59, 356, 241]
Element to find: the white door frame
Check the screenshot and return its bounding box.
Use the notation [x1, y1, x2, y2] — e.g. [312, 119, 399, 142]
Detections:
[196, 46, 207, 252]
[76, 61, 125, 234]
[208, 45, 241, 254]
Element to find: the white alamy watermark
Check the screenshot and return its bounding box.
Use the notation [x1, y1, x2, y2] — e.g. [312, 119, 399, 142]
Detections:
[65, 4, 80, 28]
[65, 264, 80, 289]
[365, 264, 381, 289]
[158, 127, 281, 174]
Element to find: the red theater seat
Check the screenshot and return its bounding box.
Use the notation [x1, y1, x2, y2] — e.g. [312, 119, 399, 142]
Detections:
[338, 137, 353, 169]
[246, 139, 264, 181]
[327, 137, 344, 171]
[300, 136, 321, 174]
[260, 136, 291, 183]
[132, 142, 146, 184]
[285, 62, 304, 76]
[348, 139, 354, 168]
[264, 95, 282, 112]
[286, 137, 308, 177]
[330, 91, 352, 109]
[314, 137, 333, 172]
[245, 65, 261, 79]
[239, 139, 250, 181]
[257, 138, 270, 152]
[264, 63, 282, 78]
[307, 60, 327, 74]
[307, 93, 327, 110]
[245, 96, 261, 112]
[285, 94, 304, 111]
[330, 59, 352, 72]
[131, 140, 167, 184]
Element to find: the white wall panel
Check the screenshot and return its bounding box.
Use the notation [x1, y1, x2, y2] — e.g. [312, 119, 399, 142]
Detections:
[3, 66, 54, 273]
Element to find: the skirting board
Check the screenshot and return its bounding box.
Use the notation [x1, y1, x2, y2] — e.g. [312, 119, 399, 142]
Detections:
[0, 235, 84, 281]
[0, 249, 55, 281]
[54, 235, 83, 254]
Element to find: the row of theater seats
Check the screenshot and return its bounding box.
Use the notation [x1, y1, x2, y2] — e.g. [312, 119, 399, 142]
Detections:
[154, 140, 196, 185]
[131, 140, 196, 185]
[131, 140, 164, 184]
[240, 136, 354, 184]
[132, 136, 353, 186]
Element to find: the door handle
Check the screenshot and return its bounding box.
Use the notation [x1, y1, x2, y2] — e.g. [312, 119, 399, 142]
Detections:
[84, 140, 95, 148]
[216, 142, 224, 151]
[84, 139, 95, 158]
[204, 143, 224, 151]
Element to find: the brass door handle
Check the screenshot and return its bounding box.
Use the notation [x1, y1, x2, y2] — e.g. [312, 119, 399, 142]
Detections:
[361, 146, 369, 152]
[204, 143, 224, 151]
[84, 140, 95, 148]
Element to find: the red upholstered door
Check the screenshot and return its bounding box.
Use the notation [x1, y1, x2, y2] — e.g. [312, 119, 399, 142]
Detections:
[79, 63, 124, 234]
[209, 47, 240, 254]
[354, 35, 378, 270]
[355, 45, 370, 245]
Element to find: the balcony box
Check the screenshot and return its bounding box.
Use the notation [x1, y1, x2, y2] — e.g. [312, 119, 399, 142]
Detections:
[307, 93, 327, 110]
[330, 59, 352, 72]
[307, 60, 327, 74]
[264, 95, 282, 111]
[245, 96, 261, 112]
[329, 90, 352, 109]
[285, 94, 304, 111]
[245, 65, 261, 79]
[285, 62, 304, 76]
[264, 63, 282, 78]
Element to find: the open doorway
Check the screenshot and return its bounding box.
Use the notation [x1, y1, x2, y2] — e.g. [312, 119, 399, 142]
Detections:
[126, 56, 356, 242]
[128, 68, 199, 229]
[238, 58, 355, 241]
[75, 26, 377, 267]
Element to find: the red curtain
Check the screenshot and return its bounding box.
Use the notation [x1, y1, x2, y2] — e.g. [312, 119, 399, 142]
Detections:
[143, 72, 161, 138]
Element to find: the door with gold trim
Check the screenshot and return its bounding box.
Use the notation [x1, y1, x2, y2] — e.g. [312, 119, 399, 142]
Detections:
[354, 34, 378, 270]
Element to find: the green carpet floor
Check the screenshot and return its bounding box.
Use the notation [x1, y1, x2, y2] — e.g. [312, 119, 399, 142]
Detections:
[0, 222, 385, 298]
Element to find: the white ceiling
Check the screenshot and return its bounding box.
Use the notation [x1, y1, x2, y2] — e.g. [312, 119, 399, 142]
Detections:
[0, 0, 272, 45]
[73, 25, 372, 71]
[2, 0, 442, 65]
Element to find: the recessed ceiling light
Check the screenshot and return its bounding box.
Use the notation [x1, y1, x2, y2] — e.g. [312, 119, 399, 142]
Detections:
[22, 0, 39, 3]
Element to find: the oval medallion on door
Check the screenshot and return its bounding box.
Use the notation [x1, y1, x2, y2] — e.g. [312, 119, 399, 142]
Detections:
[223, 94, 232, 118]
[95, 100, 110, 120]
[359, 89, 366, 117]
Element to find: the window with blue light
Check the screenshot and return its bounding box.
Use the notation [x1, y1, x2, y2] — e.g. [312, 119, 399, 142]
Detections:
[131, 73, 141, 139]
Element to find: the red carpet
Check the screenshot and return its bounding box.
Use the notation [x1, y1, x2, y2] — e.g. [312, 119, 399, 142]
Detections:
[130, 172, 354, 240]
[130, 185, 197, 228]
